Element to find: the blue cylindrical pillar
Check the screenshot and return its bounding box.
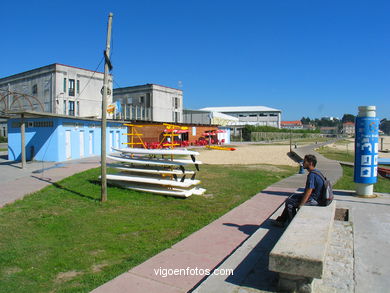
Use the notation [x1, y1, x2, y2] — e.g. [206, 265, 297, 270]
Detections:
[354, 106, 379, 196]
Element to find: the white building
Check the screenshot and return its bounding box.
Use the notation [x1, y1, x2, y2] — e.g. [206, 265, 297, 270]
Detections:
[0, 63, 112, 118]
[113, 84, 183, 123]
[199, 106, 282, 128]
[183, 109, 239, 126]
[0, 118, 7, 137]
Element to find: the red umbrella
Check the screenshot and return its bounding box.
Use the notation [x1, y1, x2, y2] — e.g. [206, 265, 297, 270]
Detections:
[176, 129, 189, 134]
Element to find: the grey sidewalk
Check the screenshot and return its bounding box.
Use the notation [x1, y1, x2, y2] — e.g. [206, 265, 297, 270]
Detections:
[0, 154, 101, 207]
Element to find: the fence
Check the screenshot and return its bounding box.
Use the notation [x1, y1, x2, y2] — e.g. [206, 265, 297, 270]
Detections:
[250, 132, 322, 142]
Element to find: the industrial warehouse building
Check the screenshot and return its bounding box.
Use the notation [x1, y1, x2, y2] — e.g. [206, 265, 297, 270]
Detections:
[199, 106, 282, 128]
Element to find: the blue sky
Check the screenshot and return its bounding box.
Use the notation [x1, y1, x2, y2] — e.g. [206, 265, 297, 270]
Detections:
[1, 0, 389, 120]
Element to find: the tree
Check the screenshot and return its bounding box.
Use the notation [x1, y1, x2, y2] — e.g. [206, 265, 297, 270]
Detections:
[342, 114, 355, 123]
[380, 119, 390, 135]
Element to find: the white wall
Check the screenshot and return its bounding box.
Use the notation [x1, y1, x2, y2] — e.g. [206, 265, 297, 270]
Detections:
[55, 64, 112, 118]
[113, 84, 183, 123]
[152, 85, 183, 123]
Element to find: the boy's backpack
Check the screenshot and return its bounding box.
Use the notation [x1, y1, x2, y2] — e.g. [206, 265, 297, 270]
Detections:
[311, 171, 334, 206]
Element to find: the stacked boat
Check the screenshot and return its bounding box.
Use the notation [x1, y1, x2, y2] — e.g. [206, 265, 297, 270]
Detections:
[105, 147, 206, 198]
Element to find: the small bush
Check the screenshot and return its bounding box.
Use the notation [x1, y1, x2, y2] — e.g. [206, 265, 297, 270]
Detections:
[0, 136, 7, 143]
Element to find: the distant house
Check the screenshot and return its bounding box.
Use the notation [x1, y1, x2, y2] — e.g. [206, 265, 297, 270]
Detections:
[320, 126, 338, 135]
[281, 120, 303, 130]
[342, 122, 355, 136]
[302, 123, 316, 130]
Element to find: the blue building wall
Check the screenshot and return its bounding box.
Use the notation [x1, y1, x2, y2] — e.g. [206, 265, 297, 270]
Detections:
[8, 117, 127, 162]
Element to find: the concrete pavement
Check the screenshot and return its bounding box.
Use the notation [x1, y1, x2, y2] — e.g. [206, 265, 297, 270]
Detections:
[91, 186, 297, 293]
[334, 191, 390, 293]
[0, 154, 101, 207]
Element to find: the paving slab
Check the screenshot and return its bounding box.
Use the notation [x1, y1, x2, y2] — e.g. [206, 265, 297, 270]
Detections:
[334, 192, 390, 293]
[92, 272, 183, 293]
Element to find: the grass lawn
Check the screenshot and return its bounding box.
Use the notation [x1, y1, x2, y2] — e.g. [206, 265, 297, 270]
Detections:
[316, 146, 355, 163]
[0, 164, 295, 293]
[252, 137, 329, 146]
[0, 148, 7, 152]
[316, 147, 390, 193]
[334, 165, 390, 193]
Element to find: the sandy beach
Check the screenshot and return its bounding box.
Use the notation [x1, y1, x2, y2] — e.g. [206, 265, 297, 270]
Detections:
[196, 136, 390, 166]
[197, 144, 298, 166]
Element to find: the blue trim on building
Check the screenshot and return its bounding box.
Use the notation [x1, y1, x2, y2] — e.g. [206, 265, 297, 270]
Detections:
[8, 117, 127, 162]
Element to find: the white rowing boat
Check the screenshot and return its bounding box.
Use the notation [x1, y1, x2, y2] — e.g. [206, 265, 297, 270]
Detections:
[107, 164, 195, 175]
[111, 181, 206, 198]
[112, 147, 199, 156]
[107, 155, 202, 166]
[105, 173, 200, 188]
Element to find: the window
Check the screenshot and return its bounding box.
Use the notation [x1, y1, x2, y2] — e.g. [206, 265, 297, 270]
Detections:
[69, 101, 75, 116]
[32, 84, 37, 95]
[175, 97, 180, 109]
[140, 96, 144, 103]
[146, 93, 151, 107]
[63, 100, 67, 115]
[76, 101, 80, 116]
[33, 121, 53, 127]
[69, 79, 75, 96]
[173, 97, 180, 109]
[63, 78, 67, 93]
[76, 80, 80, 94]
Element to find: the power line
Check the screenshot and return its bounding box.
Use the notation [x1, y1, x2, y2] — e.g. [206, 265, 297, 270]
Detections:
[76, 56, 104, 100]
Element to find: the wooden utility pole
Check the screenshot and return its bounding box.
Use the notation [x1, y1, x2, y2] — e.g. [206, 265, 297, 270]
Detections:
[101, 13, 113, 202]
